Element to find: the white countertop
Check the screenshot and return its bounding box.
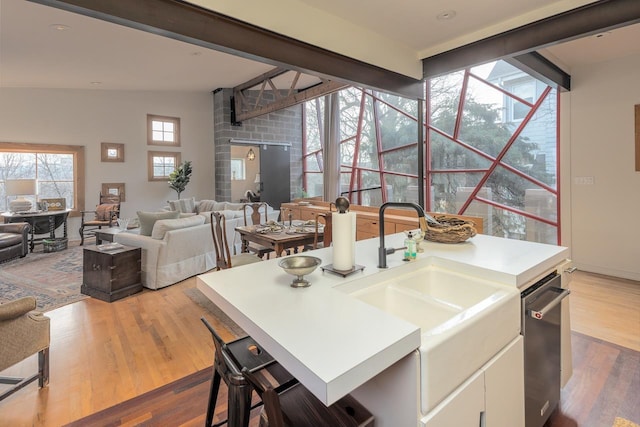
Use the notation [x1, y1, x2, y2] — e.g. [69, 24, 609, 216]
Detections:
[197, 232, 568, 405]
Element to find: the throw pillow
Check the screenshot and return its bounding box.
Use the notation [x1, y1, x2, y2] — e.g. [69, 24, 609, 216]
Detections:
[95, 203, 118, 221]
[137, 210, 180, 236]
[151, 215, 205, 240]
[168, 197, 196, 214]
[197, 200, 224, 214]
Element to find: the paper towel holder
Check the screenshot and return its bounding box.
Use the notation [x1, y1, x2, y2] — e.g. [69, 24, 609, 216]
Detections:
[335, 197, 350, 213]
[321, 263, 365, 278]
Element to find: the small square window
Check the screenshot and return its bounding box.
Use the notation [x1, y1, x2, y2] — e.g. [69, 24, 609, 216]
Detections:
[148, 151, 181, 181]
[101, 142, 124, 162]
[147, 114, 180, 146]
[101, 182, 126, 201]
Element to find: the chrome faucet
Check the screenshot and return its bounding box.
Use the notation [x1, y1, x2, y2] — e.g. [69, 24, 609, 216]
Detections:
[378, 202, 430, 268]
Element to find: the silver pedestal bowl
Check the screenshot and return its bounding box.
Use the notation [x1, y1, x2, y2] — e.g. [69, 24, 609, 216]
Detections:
[278, 256, 322, 288]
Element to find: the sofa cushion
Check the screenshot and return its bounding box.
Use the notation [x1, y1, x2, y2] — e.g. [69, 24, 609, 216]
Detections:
[196, 200, 226, 214]
[199, 209, 245, 223]
[137, 210, 180, 236]
[168, 197, 196, 213]
[151, 215, 205, 240]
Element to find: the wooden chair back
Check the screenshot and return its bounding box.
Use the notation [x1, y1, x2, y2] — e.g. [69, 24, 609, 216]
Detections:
[210, 212, 232, 270]
[243, 202, 267, 226]
[312, 212, 332, 249]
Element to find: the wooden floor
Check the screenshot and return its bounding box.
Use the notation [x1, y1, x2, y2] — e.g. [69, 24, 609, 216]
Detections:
[0, 269, 638, 426]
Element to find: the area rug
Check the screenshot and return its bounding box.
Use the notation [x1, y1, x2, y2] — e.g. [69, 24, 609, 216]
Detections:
[183, 286, 245, 337]
[0, 241, 87, 312]
[614, 418, 640, 427]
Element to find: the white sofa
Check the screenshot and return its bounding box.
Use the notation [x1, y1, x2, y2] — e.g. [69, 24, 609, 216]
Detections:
[113, 213, 243, 290]
[165, 198, 280, 253]
[113, 199, 279, 290]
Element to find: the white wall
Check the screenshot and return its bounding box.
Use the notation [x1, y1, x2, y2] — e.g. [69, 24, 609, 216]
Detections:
[0, 88, 215, 240]
[563, 53, 640, 281]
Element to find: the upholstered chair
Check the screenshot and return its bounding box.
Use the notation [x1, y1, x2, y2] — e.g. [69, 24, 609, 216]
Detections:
[0, 296, 50, 401]
[0, 222, 30, 263]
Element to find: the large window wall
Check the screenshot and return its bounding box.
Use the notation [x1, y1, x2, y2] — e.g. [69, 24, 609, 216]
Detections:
[302, 60, 560, 244]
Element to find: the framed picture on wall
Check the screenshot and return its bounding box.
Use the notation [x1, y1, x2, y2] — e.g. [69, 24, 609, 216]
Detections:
[101, 142, 125, 162]
[102, 182, 126, 202]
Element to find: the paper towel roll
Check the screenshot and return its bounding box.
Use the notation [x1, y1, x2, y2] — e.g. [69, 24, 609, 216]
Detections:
[332, 211, 356, 271]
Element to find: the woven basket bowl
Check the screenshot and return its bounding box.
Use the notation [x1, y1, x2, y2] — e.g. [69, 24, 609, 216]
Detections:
[424, 215, 477, 244]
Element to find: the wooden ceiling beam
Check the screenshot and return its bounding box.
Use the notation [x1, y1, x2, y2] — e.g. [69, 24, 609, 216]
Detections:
[422, 0, 640, 80]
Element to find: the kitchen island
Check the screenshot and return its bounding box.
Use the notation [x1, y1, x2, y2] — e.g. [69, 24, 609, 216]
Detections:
[197, 232, 569, 426]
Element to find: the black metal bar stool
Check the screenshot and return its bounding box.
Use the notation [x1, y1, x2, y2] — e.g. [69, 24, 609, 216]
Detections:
[201, 317, 294, 427]
[242, 363, 374, 427]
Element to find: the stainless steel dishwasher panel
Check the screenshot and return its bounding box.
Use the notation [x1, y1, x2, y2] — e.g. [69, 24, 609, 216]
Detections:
[522, 273, 569, 427]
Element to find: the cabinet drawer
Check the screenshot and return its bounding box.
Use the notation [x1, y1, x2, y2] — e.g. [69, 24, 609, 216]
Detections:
[356, 218, 379, 234]
[356, 230, 378, 241]
[394, 222, 417, 233]
[357, 217, 396, 237]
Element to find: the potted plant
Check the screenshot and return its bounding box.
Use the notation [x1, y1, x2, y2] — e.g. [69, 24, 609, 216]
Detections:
[168, 160, 192, 199]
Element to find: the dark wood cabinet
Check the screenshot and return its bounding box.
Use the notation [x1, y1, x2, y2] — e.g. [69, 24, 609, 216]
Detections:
[81, 246, 142, 302]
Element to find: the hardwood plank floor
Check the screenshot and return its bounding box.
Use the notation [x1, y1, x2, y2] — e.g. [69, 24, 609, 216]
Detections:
[568, 271, 640, 352]
[0, 269, 638, 426]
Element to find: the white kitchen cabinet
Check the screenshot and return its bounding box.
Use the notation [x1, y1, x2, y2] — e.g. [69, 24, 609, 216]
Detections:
[485, 336, 525, 427]
[421, 336, 524, 427]
[421, 369, 484, 427]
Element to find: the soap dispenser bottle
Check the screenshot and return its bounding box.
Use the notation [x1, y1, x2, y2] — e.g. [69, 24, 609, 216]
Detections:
[404, 231, 417, 260]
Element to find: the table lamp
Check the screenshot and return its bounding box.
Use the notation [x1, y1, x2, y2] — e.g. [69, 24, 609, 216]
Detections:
[6, 179, 36, 212]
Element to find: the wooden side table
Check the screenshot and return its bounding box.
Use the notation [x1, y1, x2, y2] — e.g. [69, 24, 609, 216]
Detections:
[81, 245, 142, 302]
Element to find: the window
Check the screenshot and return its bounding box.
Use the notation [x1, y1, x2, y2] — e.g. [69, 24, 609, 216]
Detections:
[147, 114, 180, 146]
[101, 142, 124, 162]
[148, 151, 180, 181]
[0, 142, 85, 214]
[302, 60, 560, 245]
[230, 158, 246, 180]
[507, 79, 535, 122]
[101, 182, 126, 202]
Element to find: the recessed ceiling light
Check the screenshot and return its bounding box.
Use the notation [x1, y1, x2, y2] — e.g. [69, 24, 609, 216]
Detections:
[594, 31, 612, 39]
[49, 24, 71, 31]
[436, 10, 457, 21]
[90, 81, 102, 86]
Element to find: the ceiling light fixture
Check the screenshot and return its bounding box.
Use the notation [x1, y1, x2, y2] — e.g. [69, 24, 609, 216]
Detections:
[49, 24, 71, 31]
[436, 10, 457, 21]
[594, 31, 612, 39]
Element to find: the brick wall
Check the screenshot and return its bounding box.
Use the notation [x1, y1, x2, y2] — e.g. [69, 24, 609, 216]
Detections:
[213, 88, 303, 201]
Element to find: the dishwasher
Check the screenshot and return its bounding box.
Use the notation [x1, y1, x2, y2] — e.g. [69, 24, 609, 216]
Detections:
[521, 272, 570, 427]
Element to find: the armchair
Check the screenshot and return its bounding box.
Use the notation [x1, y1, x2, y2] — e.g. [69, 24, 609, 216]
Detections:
[0, 296, 50, 401]
[0, 222, 30, 263]
[79, 192, 121, 245]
